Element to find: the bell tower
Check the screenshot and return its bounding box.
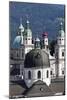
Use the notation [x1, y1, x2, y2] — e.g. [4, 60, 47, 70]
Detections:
[42, 32, 48, 50]
[24, 19, 34, 54]
[55, 22, 65, 78]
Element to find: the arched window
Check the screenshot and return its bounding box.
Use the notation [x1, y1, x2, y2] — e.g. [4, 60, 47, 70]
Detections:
[50, 71, 52, 75]
[62, 49, 64, 57]
[28, 71, 31, 79]
[38, 71, 41, 79]
[62, 52, 64, 56]
[47, 70, 49, 78]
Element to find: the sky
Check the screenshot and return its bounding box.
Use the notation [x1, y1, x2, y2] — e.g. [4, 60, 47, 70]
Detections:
[9, 1, 65, 48]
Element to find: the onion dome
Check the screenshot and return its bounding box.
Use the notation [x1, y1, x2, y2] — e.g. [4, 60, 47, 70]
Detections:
[13, 18, 24, 47]
[13, 35, 22, 48]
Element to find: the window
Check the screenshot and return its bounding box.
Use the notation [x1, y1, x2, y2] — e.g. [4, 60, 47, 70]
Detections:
[40, 87, 44, 92]
[38, 71, 41, 79]
[62, 52, 64, 56]
[47, 70, 49, 78]
[45, 40, 47, 42]
[59, 39, 61, 44]
[50, 71, 52, 75]
[28, 71, 31, 79]
[26, 38, 27, 40]
[17, 51, 19, 57]
[28, 38, 30, 40]
[62, 70, 64, 74]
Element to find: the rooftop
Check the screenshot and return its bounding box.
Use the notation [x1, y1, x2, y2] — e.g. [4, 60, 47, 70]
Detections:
[9, 78, 65, 98]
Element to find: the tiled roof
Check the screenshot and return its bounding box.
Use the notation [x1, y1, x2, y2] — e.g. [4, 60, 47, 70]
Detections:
[23, 80, 54, 97]
[9, 79, 65, 98]
[9, 80, 27, 98]
[49, 80, 65, 93]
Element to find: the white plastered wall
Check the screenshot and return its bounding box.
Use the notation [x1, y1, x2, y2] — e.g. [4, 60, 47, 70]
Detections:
[23, 67, 51, 88]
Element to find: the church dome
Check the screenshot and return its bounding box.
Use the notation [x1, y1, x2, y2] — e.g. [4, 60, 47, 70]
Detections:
[13, 35, 22, 47]
[24, 49, 50, 68]
[59, 30, 64, 37]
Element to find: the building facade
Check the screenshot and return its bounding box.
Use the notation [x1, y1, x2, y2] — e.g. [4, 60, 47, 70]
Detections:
[55, 22, 65, 78]
[10, 19, 65, 82]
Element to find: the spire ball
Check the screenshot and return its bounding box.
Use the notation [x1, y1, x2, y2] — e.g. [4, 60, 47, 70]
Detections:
[27, 20, 30, 24]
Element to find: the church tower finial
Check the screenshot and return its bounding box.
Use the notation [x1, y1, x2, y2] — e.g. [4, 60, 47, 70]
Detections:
[19, 17, 24, 32]
[58, 21, 64, 37]
[26, 19, 30, 29]
[42, 32, 48, 50]
[60, 22, 63, 31]
[35, 35, 40, 49]
[18, 17, 24, 45]
[26, 14, 30, 29]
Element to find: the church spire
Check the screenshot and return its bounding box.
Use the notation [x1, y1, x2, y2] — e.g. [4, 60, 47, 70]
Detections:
[60, 22, 63, 30]
[58, 22, 64, 37]
[26, 19, 30, 29]
[26, 14, 30, 29]
[19, 18, 24, 33]
[35, 35, 40, 49]
[18, 18, 24, 45]
[25, 18, 32, 37]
